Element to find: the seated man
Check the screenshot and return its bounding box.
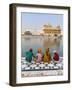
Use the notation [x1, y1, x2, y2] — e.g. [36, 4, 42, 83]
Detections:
[53, 50, 59, 65]
[26, 48, 34, 63]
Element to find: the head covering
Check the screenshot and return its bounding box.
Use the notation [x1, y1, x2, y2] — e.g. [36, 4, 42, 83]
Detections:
[29, 48, 33, 52]
[46, 48, 49, 52]
[38, 48, 42, 53]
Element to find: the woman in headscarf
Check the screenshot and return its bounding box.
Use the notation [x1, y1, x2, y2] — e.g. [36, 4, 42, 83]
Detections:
[43, 48, 51, 64]
[36, 48, 43, 63]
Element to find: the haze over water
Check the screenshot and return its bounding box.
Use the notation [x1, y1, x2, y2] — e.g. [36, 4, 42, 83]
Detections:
[21, 36, 63, 58]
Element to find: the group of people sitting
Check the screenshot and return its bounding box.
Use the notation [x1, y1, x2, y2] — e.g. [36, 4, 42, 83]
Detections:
[25, 48, 59, 65]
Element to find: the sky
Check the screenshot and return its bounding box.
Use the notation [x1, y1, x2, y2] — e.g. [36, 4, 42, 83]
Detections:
[21, 12, 63, 32]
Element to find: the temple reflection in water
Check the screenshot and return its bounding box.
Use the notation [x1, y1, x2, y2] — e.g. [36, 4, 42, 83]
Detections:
[21, 35, 63, 57]
[21, 23, 63, 57]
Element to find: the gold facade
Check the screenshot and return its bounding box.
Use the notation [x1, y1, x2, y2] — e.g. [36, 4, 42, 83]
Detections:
[43, 29, 61, 34]
[43, 24, 61, 35]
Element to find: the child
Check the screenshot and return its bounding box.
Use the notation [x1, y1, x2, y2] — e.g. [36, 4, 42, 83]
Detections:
[53, 50, 59, 65]
[36, 48, 43, 63]
[43, 48, 51, 64]
[26, 48, 34, 63]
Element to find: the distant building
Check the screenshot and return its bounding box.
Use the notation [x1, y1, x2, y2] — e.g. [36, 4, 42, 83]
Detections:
[43, 23, 61, 36]
[24, 31, 32, 35]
